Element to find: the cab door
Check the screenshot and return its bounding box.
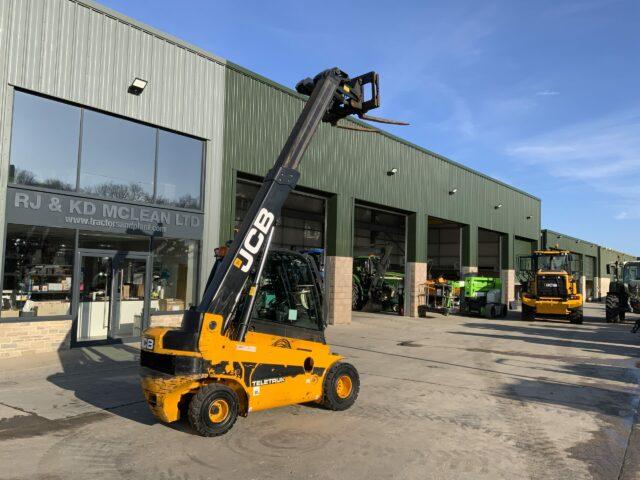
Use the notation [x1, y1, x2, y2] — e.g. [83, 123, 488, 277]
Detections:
[243, 250, 328, 410]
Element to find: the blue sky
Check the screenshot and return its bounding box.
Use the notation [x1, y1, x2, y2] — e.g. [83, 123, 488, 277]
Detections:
[101, 0, 640, 254]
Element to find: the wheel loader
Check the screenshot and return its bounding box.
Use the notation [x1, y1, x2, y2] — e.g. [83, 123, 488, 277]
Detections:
[139, 68, 405, 436]
[605, 260, 640, 325]
[518, 249, 583, 324]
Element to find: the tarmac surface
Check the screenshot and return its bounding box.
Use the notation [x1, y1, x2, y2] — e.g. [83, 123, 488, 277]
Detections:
[1, 303, 640, 479]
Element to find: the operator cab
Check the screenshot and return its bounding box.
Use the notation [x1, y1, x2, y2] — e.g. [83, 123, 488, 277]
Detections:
[622, 262, 640, 285]
[247, 249, 326, 343]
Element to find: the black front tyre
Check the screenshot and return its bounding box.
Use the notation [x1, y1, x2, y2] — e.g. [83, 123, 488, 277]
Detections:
[321, 362, 360, 411]
[569, 308, 583, 324]
[606, 295, 620, 323]
[188, 384, 239, 437]
[521, 303, 535, 321]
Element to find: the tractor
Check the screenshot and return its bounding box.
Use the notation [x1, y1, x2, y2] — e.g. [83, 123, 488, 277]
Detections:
[352, 244, 404, 314]
[605, 260, 640, 325]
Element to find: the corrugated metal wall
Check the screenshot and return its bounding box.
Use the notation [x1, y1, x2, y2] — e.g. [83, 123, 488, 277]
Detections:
[222, 63, 541, 256]
[0, 0, 227, 291]
[542, 230, 636, 279]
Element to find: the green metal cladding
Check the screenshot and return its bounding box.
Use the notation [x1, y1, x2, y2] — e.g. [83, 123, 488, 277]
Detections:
[221, 63, 541, 258]
[542, 230, 636, 278]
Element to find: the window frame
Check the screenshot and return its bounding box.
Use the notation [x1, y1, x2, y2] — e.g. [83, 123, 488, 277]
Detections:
[8, 88, 206, 213]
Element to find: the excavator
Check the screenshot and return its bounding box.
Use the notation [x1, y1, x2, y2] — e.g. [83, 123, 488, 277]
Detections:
[139, 68, 404, 436]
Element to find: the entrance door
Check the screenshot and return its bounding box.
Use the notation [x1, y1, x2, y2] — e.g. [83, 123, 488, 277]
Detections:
[75, 251, 149, 344]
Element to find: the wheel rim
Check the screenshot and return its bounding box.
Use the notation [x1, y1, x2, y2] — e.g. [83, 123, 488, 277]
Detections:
[336, 375, 353, 399]
[208, 399, 230, 423]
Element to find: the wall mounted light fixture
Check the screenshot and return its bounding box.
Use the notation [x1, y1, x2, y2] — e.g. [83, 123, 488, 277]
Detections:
[449, 188, 458, 195]
[387, 168, 398, 176]
[128, 78, 148, 95]
[494, 204, 503, 209]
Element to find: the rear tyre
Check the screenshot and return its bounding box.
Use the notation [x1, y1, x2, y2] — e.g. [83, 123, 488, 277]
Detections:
[188, 384, 239, 437]
[521, 303, 535, 321]
[620, 311, 626, 322]
[569, 307, 583, 324]
[485, 304, 496, 319]
[606, 295, 620, 323]
[352, 284, 364, 311]
[321, 362, 359, 411]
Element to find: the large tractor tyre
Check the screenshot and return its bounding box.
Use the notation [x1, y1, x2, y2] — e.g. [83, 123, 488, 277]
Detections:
[500, 304, 508, 318]
[352, 284, 364, 311]
[521, 304, 536, 321]
[321, 362, 360, 411]
[188, 384, 239, 437]
[619, 311, 626, 322]
[605, 295, 620, 323]
[569, 308, 584, 325]
[417, 305, 428, 318]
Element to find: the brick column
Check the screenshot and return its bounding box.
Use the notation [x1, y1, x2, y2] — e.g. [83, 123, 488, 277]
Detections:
[324, 256, 353, 325]
[406, 212, 428, 316]
[406, 262, 427, 317]
[501, 233, 515, 304]
[600, 277, 611, 300]
[593, 276, 600, 301]
[580, 275, 587, 297]
[500, 269, 516, 304]
[325, 194, 354, 324]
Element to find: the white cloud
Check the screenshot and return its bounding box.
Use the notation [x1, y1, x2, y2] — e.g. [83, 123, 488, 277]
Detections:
[507, 109, 640, 224]
[536, 90, 560, 96]
[506, 110, 640, 181]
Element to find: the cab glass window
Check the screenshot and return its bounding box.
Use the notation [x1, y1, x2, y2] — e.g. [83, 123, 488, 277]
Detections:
[251, 252, 321, 330]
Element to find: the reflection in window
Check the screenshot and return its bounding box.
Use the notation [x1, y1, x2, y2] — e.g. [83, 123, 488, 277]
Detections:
[2, 224, 75, 318]
[79, 231, 150, 252]
[156, 131, 203, 209]
[9, 91, 204, 210]
[9, 91, 80, 191]
[235, 180, 325, 251]
[151, 239, 199, 313]
[79, 110, 156, 202]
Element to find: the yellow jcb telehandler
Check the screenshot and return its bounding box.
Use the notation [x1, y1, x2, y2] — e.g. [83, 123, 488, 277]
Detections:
[518, 249, 583, 324]
[139, 68, 404, 436]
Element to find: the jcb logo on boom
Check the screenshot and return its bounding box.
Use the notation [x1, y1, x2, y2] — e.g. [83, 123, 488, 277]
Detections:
[234, 208, 275, 273]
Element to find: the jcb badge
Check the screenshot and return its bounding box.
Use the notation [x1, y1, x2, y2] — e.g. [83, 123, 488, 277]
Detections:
[141, 337, 154, 351]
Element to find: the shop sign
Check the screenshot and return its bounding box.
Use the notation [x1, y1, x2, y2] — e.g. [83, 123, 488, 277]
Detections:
[6, 187, 203, 239]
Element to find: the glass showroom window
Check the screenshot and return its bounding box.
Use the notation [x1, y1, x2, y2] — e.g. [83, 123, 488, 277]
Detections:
[2, 225, 75, 318]
[9, 91, 81, 191]
[156, 131, 203, 209]
[9, 91, 204, 209]
[79, 110, 156, 202]
[150, 239, 199, 314]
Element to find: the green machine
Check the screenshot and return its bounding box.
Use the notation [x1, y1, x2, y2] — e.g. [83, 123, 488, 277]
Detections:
[460, 276, 507, 318]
